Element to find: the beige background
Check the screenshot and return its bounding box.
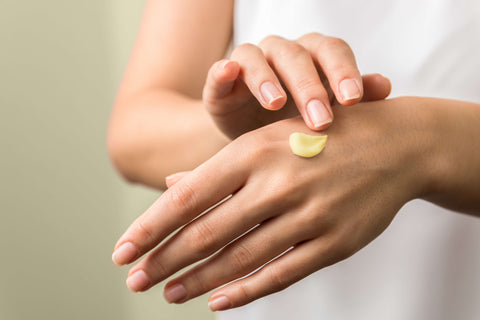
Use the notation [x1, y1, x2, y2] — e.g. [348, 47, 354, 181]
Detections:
[0, 1, 213, 319]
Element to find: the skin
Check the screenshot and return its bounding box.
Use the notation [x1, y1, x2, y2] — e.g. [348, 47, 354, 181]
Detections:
[113, 97, 480, 311]
[107, 0, 390, 189]
[108, 0, 480, 313]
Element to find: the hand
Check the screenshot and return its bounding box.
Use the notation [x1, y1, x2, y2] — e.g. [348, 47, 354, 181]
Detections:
[203, 33, 391, 139]
[112, 97, 433, 310]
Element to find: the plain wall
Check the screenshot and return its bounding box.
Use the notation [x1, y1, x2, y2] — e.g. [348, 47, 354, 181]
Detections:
[0, 1, 214, 319]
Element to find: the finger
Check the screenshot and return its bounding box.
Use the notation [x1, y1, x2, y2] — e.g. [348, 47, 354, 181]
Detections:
[165, 171, 191, 188]
[202, 59, 241, 107]
[298, 33, 363, 106]
[259, 36, 333, 131]
[162, 207, 319, 303]
[230, 43, 287, 110]
[112, 149, 248, 267]
[126, 182, 281, 293]
[207, 236, 339, 311]
[361, 74, 392, 102]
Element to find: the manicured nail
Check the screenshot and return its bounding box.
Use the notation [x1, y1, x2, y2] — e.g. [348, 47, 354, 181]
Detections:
[306, 99, 332, 129]
[164, 283, 188, 303]
[112, 242, 138, 266]
[260, 81, 283, 107]
[208, 295, 232, 311]
[126, 270, 151, 292]
[339, 78, 361, 101]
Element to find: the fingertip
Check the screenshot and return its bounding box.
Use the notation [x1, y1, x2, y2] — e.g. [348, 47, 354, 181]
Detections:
[380, 75, 392, 97]
[112, 242, 139, 266]
[337, 78, 362, 105]
[259, 81, 287, 110]
[217, 60, 240, 82]
[361, 73, 392, 101]
[266, 95, 287, 110]
[208, 294, 232, 311]
[308, 119, 333, 131]
[126, 269, 151, 292]
[305, 99, 333, 130]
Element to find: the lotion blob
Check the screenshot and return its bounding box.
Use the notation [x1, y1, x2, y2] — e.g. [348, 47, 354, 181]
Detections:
[289, 132, 327, 158]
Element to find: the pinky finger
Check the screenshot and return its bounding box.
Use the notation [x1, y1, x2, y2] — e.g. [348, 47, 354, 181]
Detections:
[207, 238, 337, 311]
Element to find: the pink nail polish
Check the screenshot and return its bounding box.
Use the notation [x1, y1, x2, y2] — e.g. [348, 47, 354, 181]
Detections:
[164, 283, 188, 303]
[339, 78, 361, 101]
[112, 242, 138, 266]
[208, 295, 232, 311]
[306, 99, 332, 129]
[126, 270, 151, 292]
[260, 81, 283, 108]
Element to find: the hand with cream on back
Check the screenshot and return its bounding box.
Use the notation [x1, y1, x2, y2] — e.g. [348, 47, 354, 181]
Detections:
[112, 96, 480, 311]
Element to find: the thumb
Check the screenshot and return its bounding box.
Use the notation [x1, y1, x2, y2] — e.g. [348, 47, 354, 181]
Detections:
[203, 59, 241, 109]
[361, 74, 392, 102]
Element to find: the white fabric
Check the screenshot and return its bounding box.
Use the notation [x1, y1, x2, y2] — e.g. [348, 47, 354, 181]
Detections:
[219, 1, 480, 319]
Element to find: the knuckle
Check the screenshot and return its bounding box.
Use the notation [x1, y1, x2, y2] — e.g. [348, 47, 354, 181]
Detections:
[187, 221, 217, 255]
[323, 36, 350, 52]
[295, 210, 322, 234]
[235, 132, 268, 162]
[302, 202, 335, 233]
[262, 172, 301, 205]
[147, 253, 169, 279]
[277, 42, 308, 60]
[334, 243, 355, 262]
[231, 42, 261, 58]
[267, 264, 291, 291]
[259, 35, 283, 47]
[186, 270, 209, 294]
[134, 219, 155, 245]
[229, 244, 255, 276]
[236, 281, 252, 304]
[296, 77, 322, 92]
[298, 32, 323, 43]
[331, 230, 359, 261]
[165, 181, 197, 213]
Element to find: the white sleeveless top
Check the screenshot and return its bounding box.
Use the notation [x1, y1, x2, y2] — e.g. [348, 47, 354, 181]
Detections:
[219, 1, 480, 319]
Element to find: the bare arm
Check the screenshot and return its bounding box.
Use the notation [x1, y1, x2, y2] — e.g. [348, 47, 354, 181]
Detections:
[107, 0, 233, 189]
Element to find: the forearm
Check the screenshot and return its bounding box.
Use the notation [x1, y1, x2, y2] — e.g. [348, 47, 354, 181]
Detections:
[108, 89, 229, 190]
[420, 97, 480, 215]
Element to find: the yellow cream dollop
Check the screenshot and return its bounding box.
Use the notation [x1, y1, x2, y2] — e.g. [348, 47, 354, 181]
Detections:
[289, 132, 327, 158]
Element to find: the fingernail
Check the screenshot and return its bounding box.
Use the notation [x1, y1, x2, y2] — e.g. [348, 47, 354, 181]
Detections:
[219, 59, 230, 70]
[306, 99, 332, 129]
[260, 81, 283, 107]
[164, 283, 188, 303]
[126, 270, 151, 292]
[112, 242, 138, 266]
[339, 78, 361, 101]
[208, 295, 232, 311]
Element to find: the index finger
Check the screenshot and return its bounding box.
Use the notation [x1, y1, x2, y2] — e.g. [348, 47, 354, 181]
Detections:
[112, 148, 247, 266]
[297, 33, 363, 106]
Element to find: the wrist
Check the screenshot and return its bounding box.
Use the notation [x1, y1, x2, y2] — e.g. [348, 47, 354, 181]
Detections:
[378, 97, 451, 201]
[409, 97, 480, 212]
